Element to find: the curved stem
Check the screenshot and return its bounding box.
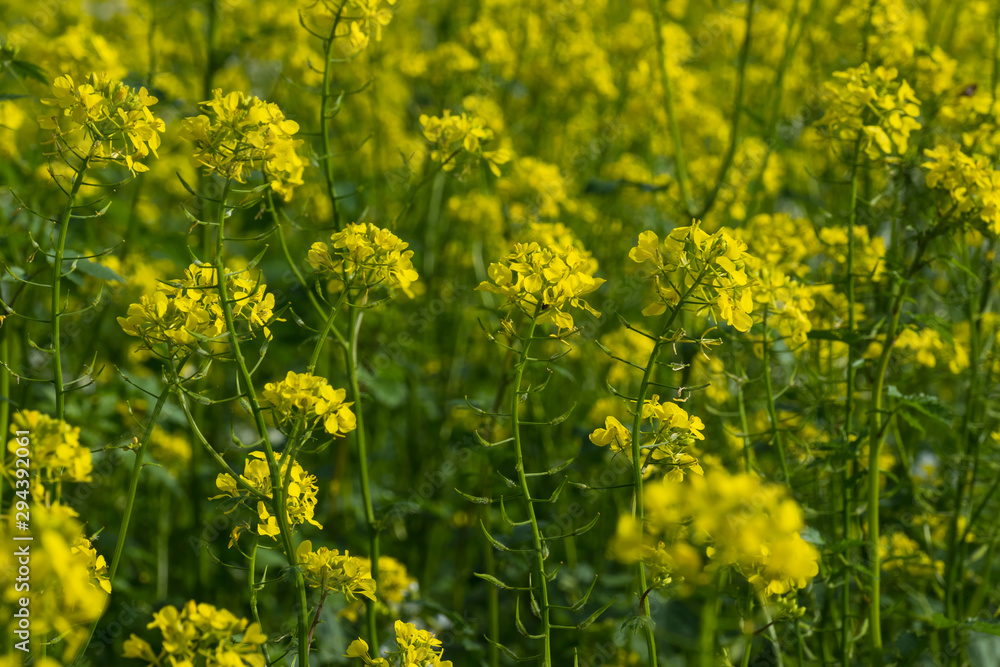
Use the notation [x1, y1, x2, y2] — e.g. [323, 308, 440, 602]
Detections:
[52, 149, 94, 420]
[698, 0, 757, 218]
[628, 271, 707, 666]
[248, 535, 273, 665]
[319, 2, 348, 231]
[72, 383, 169, 665]
[345, 296, 379, 650]
[213, 181, 311, 667]
[510, 310, 551, 666]
[649, 0, 695, 215]
[761, 308, 789, 482]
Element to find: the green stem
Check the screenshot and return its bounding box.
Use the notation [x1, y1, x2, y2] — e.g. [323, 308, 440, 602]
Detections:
[866, 233, 930, 663]
[72, 384, 169, 665]
[51, 149, 93, 420]
[841, 134, 863, 666]
[761, 308, 789, 482]
[649, 0, 695, 215]
[213, 181, 311, 667]
[248, 535, 273, 665]
[319, 2, 347, 231]
[345, 298, 379, 650]
[628, 272, 707, 666]
[698, 0, 757, 218]
[509, 310, 551, 666]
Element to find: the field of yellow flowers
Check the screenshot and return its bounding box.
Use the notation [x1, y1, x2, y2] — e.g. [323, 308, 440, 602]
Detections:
[3, 0, 1000, 665]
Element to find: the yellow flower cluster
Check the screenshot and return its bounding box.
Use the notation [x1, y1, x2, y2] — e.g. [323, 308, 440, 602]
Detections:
[753, 268, 816, 346]
[262, 371, 357, 436]
[180, 89, 305, 201]
[0, 504, 108, 660]
[816, 63, 921, 160]
[346, 620, 452, 667]
[296, 540, 377, 602]
[118, 263, 278, 356]
[308, 222, 420, 297]
[72, 533, 112, 594]
[122, 600, 267, 667]
[590, 395, 705, 481]
[864, 326, 946, 369]
[7, 410, 91, 483]
[419, 109, 511, 176]
[817, 225, 886, 282]
[613, 469, 820, 598]
[38, 72, 164, 174]
[629, 222, 756, 332]
[341, 555, 416, 622]
[213, 452, 322, 538]
[879, 532, 943, 578]
[477, 241, 605, 330]
[923, 143, 1000, 234]
[497, 157, 568, 221]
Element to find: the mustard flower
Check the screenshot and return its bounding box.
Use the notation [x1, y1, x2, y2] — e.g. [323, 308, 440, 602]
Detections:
[180, 89, 305, 201]
[346, 620, 452, 667]
[477, 240, 605, 330]
[629, 222, 757, 332]
[262, 371, 357, 436]
[122, 600, 267, 667]
[340, 555, 417, 622]
[0, 504, 108, 660]
[308, 222, 420, 297]
[117, 263, 279, 357]
[816, 62, 921, 160]
[212, 452, 322, 538]
[296, 540, 377, 602]
[7, 410, 91, 483]
[420, 109, 511, 176]
[38, 72, 164, 174]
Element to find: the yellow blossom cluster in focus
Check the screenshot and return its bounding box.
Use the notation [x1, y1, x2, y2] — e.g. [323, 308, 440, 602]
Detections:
[38, 72, 165, 175]
[180, 89, 305, 200]
[212, 452, 322, 538]
[123, 600, 267, 667]
[262, 371, 357, 436]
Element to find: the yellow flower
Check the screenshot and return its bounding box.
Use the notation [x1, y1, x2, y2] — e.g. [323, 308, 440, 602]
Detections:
[180, 89, 305, 201]
[38, 72, 164, 174]
[262, 371, 357, 436]
[477, 240, 605, 330]
[7, 410, 91, 483]
[212, 452, 323, 537]
[309, 222, 420, 298]
[629, 223, 757, 332]
[296, 540, 377, 601]
[122, 600, 266, 667]
[118, 263, 279, 357]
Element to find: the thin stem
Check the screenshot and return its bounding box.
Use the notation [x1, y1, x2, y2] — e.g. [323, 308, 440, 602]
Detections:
[213, 181, 311, 667]
[319, 2, 347, 231]
[628, 271, 707, 666]
[649, 0, 695, 215]
[307, 590, 330, 654]
[866, 233, 931, 663]
[510, 308, 551, 666]
[761, 308, 789, 483]
[345, 296, 379, 650]
[72, 383, 169, 665]
[52, 148, 94, 420]
[698, 0, 757, 218]
[248, 535, 273, 665]
[841, 133, 863, 666]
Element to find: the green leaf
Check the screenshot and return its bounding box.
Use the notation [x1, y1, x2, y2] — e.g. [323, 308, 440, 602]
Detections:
[473, 572, 522, 590]
[454, 488, 492, 505]
[577, 597, 617, 629]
